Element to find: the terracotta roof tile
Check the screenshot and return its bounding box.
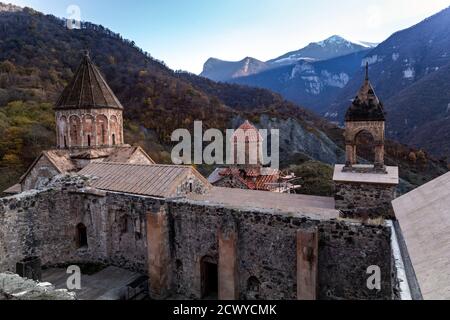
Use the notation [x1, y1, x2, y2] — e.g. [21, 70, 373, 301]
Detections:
[217, 167, 279, 191]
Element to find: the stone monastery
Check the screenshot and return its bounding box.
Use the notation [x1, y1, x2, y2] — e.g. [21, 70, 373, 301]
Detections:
[1, 55, 449, 300]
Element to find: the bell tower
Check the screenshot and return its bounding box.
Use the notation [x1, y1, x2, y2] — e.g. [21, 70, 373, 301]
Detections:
[54, 51, 124, 149]
[343, 63, 386, 173]
[333, 64, 399, 220]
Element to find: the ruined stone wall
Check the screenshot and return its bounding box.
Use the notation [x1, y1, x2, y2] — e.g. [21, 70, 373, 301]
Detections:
[99, 192, 162, 272]
[335, 181, 396, 219]
[1, 183, 394, 300]
[0, 189, 76, 272]
[0, 184, 160, 274]
[167, 201, 393, 300]
[21, 156, 60, 191]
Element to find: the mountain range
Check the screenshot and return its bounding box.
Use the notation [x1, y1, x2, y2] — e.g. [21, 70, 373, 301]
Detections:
[200, 35, 375, 82]
[0, 2, 446, 193]
[200, 7, 450, 160]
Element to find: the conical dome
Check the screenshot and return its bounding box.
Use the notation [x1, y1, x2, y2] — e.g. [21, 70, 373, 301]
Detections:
[345, 63, 385, 122]
[55, 52, 123, 110]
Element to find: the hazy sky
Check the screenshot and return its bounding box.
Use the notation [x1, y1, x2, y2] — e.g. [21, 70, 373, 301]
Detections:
[7, 0, 450, 73]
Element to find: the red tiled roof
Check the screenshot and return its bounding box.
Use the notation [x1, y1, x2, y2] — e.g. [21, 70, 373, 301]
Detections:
[218, 167, 279, 191]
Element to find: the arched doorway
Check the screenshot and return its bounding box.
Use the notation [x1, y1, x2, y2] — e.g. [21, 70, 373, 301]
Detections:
[76, 223, 88, 248]
[200, 256, 218, 299]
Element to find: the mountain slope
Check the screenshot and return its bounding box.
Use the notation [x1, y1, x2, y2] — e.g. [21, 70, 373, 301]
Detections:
[232, 50, 368, 114]
[385, 61, 450, 158]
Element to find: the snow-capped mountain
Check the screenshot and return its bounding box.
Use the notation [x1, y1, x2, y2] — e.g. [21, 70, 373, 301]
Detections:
[200, 35, 373, 81]
[267, 35, 373, 66]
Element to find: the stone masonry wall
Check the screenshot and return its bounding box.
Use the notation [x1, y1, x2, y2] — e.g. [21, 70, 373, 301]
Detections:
[335, 181, 397, 219]
[22, 156, 60, 191]
[1, 180, 395, 300]
[0, 178, 161, 274]
[168, 201, 393, 300]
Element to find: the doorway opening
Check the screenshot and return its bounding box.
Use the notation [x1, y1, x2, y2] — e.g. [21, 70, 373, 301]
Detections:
[200, 256, 218, 299]
[76, 223, 88, 248]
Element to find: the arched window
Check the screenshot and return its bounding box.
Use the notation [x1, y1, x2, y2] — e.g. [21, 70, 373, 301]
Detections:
[101, 125, 106, 144]
[69, 116, 81, 146]
[76, 223, 88, 248]
[82, 115, 95, 147]
[96, 114, 108, 145]
[354, 130, 375, 164]
[58, 116, 68, 148]
[110, 115, 120, 146]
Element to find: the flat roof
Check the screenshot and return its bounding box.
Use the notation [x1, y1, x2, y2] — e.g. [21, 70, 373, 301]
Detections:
[186, 187, 339, 220]
[333, 164, 399, 185]
[393, 171, 450, 300]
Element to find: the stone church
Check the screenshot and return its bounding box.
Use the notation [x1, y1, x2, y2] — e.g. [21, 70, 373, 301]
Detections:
[1, 54, 443, 301]
[3, 52, 155, 195]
